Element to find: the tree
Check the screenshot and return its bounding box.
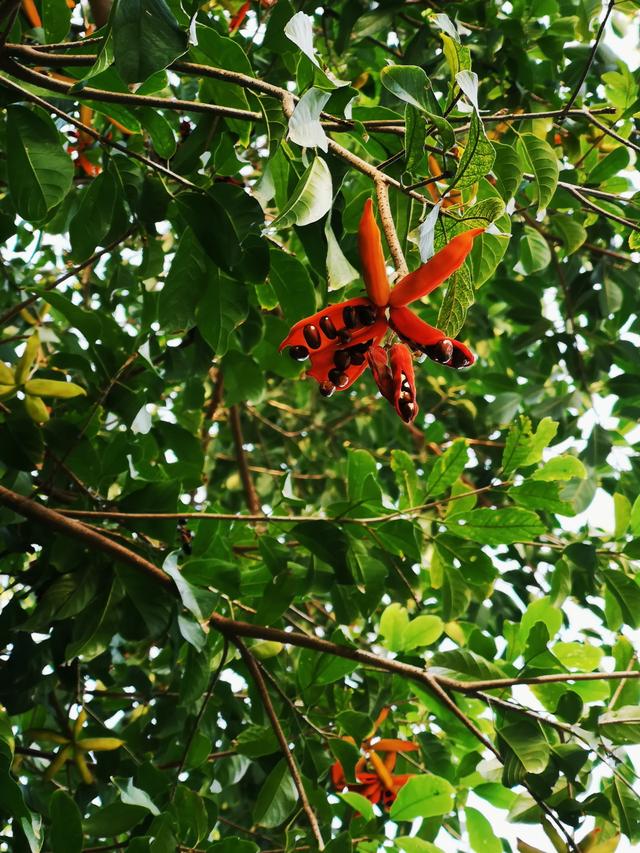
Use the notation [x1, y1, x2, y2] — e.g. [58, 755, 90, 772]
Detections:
[0, 0, 639, 850]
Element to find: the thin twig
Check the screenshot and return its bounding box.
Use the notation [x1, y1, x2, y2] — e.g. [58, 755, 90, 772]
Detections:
[582, 107, 640, 155]
[229, 405, 261, 515]
[559, 0, 615, 121]
[233, 638, 325, 850]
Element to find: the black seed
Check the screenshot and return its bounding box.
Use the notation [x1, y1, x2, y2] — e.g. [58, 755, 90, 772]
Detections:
[343, 305, 358, 329]
[334, 350, 351, 370]
[356, 305, 377, 326]
[337, 329, 351, 344]
[335, 373, 349, 388]
[450, 348, 472, 369]
[289, 345, 309, 362]
[424, 340, 453, 364]
[319, 381, 335, 397]
[350, 351, 365, 365]
[303, 324, 322, 349]
[328, 367, 343, 384]
[319, 315, 337, 339]
[398, 399, 415, 422]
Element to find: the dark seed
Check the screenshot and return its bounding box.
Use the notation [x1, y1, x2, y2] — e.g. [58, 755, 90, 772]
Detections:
[319, 315, 337, 339]
[334, 350, 351, 370]
[303, 324, 322, 349]
[343, 305, 358, 329]
[337, 329, 351, 344]
[319, 381, 335, 397]
[450, 348, 472, 369]
[356, 305, 377, 326]
[289, 345, 309, 362]
[350, 351, 365, 365]
[401, 378, 411, 393]
[398, 399, 415, 422]
[424, 340, 453, 364]
[328, 368, 349, 388]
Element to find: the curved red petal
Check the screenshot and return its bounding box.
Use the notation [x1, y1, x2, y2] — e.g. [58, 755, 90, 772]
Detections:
[389, 342, 419, 423]
[366, 345, 393, 402]
[280, 298, 387, 393]
[388, 228, 484, 307]
[389, 307, 475, 370]
[359, 199, 390, 307]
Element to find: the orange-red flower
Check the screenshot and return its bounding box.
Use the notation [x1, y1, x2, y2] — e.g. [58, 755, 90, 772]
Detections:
[279, 199, 481, 420]
[331, 735, 419, 808]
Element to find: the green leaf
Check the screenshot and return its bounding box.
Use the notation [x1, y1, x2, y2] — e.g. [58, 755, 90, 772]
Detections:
[466, 806, 502, 853]
[613, 774, 640, 842]
[492, 142, 523, 200]
[269, 248, 317, 324]
[24, 379, 85, 399]
[451, 112, 495, 191]
[425, 439, 469, 498]
[252, 760, 298, 828]
[380, 64, 432, 111]
[43, 0, 71, 43]
[614, 492, 631, 539]
[630, 495, 640, 536]
[221, 351, 265, 405]
[518, 133, 559, 213]
[196, 267, 249, 357]
[389, 774, 456, 821]
[271, 156, 333, 229]
[235, 725, 279, 758]
[159, 229, 207, 331]
[602, 569, 640, 629]
[501, 416, 558, 475]
[69, 170, 118, 261]
[553, 641, 603, 672]
[50, 790, 82, 853]
[436, 261, 474, 340]
[379, 602, 409, 652]
[430, 648, 506, 682]
[396, 839, 442, 853]
[6, 106, 73, 222]
[587, 147, 630, 185]
[519, 597, 562, 646]
[551, 214, 587, 256]
[174, 192, 241, 273]
[338, 791, 375, 821]
[112, 0, 188, 83]
[446, 507, 544, 545]
[517, 227, 551, 274]
[508, 480, 575, 516]
[599, 706, 640, 744]
[498, 721, 550, 774]
[532, 454, 586, 481]
[325, 218, 359, 291]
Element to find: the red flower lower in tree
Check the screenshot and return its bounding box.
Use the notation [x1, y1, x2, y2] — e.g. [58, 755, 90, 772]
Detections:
[331, 736, 419, 808]
[280, 199, 482, 419]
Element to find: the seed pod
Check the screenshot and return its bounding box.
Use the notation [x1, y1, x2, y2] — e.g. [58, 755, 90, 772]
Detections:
[334, 350, 351, 370]
[424, 340, 453, 364]
[289, 345, 309, 362]
[350, 351, 366, 365]
[303, 324, 322, 349]
[450, 347, 473, 368]
[319, 315, 338, 339]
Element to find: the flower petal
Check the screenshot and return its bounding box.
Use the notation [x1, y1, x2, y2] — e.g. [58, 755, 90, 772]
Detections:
[359, 199, 390, 307]
[366, 345, 393, 402]
[389, 307, 475, 369]
[389, 342, 419, 423]
[372, 738, 420, 753]
[279, 297, 386, 393]
[388, 228, 483, 307]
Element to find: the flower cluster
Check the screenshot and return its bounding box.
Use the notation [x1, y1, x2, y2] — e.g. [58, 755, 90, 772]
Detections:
[280, 200, 482, 422]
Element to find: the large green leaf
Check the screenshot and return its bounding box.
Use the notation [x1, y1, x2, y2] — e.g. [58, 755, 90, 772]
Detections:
[518, 133, 559, 213]
[6, 106, 74, 222]
[445, 508, 545, 545]
[112, 0, 188, 83]
[389, 774, 456, 821]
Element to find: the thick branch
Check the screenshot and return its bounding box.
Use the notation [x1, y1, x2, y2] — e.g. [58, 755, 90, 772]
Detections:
[0, 485, 174, 590]
[375, 178, 408, 279]
[233, 638, 325, 850]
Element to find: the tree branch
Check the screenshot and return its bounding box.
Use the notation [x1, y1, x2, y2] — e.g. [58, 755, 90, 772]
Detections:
[229, 405, 261, 515]
[559, 0, 615, 121]
[375, 178, 408, 279]
[232, 638, 325, 850]
[582, 107, 640, 156]
[0, 485, 174, 590]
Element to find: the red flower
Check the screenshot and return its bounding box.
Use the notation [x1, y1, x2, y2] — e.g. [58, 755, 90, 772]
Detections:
[331, 736, 419, 809]
[279, 199, 482, 419]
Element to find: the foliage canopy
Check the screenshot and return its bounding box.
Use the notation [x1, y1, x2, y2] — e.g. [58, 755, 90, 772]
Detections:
[1, 0, 640, 851]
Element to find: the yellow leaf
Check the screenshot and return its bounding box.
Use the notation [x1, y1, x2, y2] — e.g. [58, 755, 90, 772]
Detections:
[15, 333, 40, 385]
[24, 379, 86, 399]
[44, 745, 72, 780]
[0, 383, 16, 401]
[74, 708, 87, 738]
[250, 640, 284, 659]
[74, 751, 94, 784]
[0, 362, 14, 385]
[24, 394, 49, 424]
[77, 737, 124, 752]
